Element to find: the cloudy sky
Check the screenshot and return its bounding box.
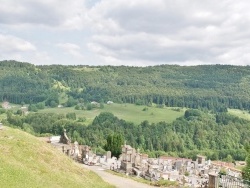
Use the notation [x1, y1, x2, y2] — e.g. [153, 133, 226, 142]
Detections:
[0, 0, 250, 66]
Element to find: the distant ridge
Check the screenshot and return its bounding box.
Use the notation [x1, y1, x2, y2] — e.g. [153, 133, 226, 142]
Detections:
[1, 60, 250, 111]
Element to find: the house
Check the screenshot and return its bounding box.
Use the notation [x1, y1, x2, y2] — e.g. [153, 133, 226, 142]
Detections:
[91, 101, 100, 107]
[49, 136, 61, 143]
[107, 101, 113, 105]
[91, 101, 99, 105]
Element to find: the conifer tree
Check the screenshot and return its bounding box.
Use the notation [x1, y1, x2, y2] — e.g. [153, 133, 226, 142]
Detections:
[104, 133, 124, 158]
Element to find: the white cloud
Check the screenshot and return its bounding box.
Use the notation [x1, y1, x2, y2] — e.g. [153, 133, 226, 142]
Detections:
[86, 0, 250, 66]
[217, 45, 250, 65]
[57, 43, 85, 60]
[0, 34, 36, 53]
[0, 0, 87, 29]
[1, 0, 250, 66]
[0, 33, 51, 64]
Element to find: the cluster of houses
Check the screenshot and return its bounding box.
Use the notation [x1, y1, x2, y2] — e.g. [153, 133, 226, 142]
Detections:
[1, 101, 28, 115]
[58, 101, 114, 108]
[49, 130, 245, 188]
[105, 144, 242, 187]
[1, 100, 113, 110]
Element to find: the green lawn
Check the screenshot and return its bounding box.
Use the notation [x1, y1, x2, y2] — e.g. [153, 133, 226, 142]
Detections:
[39, 103, 185, 125]
[228, 109, 250, 121]
[0, 126, 113, 188]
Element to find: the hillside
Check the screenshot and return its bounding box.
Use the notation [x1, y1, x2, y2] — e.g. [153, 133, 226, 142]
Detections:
[2, 60, 250, 111]
[0, 126, 113, 188]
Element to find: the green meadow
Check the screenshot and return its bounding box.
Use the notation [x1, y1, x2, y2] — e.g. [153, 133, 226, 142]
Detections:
[39, 103, 185, 125]
[228, 109, 250, 121]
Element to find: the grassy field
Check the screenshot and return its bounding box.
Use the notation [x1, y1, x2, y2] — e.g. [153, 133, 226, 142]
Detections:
[0, 126, 113, 188]
[39, 103, 185, 125]
[228, 109, 250, 121]
[72, 67, 100, 72]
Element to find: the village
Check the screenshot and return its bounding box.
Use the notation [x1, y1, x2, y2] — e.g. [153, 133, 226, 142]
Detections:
[49, 130, 247, 188]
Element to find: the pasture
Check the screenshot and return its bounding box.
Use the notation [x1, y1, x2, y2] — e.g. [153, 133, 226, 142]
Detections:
[39, 103, 185, 125]
[228, 109, 250, 121]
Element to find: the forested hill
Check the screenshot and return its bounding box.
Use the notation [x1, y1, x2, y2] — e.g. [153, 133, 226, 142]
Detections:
[1, 60, 250, 110]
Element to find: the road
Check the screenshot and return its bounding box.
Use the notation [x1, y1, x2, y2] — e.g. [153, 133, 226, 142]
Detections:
[83, 165, 153, 188]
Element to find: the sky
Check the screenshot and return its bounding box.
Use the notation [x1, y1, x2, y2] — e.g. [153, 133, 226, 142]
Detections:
[0, 0, 250, 66]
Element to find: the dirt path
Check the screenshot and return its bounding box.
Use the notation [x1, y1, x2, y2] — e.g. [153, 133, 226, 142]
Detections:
[83, 165, 153, 188]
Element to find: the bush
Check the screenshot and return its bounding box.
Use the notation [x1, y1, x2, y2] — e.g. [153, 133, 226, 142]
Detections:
[150, 178, 178, 187]
[86, 103, 92, 110]
[184, 109, 201, 119]
[185, 171, 190, 176]
[16, 109, 23, 115]
[77, 117, 86, 122]
[36, 102, 45, 109]
[28, 104, 38, 112]
[75, 105, 80, 110]
[65, 97, 77, 107]
[219, 168, 227, 176]
[50, 101, 58, 108]
[66, 113, 76, 120]
[0, 108, 6, 114]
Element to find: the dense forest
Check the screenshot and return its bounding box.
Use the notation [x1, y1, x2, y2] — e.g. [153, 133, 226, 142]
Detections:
[1, 60, 250, 111]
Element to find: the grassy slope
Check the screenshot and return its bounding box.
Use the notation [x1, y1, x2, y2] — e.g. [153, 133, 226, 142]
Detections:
[228, 109, 250, 121]
[0, 126, 113, 188]
[39, 103, 185, 125]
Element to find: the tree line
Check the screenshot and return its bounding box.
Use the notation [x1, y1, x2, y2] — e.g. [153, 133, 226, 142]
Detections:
[3, 109, 250, 161]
